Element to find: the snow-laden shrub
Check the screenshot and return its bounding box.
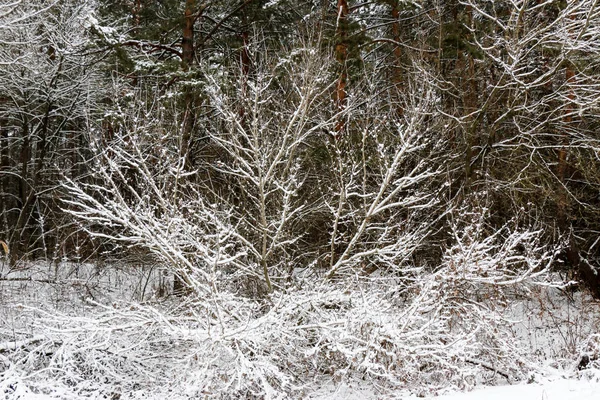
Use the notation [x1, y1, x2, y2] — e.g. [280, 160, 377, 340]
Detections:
[0, 201, 561, 399]
[272, 203, 557, 393]
[0, 247, 552, 399]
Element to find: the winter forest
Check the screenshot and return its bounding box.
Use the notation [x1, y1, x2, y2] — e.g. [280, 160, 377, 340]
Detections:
[1, 0, 600, 398]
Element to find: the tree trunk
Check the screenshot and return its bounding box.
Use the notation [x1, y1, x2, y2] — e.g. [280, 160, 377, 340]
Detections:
[0, 121, 12, 242]
[390, 2, 402, 87]
[133, 0, 142, 34]
[557, 64, 575, 225]
[390, 1, 403, 116]
[238, 12, 251, 123]
[461, 6, 478, 190]
[182, 0, 195, 71]
[173, 0, 199, 294]
[179, 0, 196, 169]
[334, 0, 349, 134]
[10, 119, 31, 265]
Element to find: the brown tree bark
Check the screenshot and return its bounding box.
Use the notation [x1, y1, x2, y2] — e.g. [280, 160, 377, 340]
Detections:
[390, 1, 402, 88]
[460, 6, 478, 190]
[133, 0, 142, 32]
[557, 64, 575, 221]
[390, 1, 404, 116]
[173, 0, 199, 295]
[334, 0, 349, 134]
[0, 115, 12, 244]
[182, 0, 195, 71]
[179, 0, 197, 170]
[10, 119, 31, 265]
[238, 11, 251, 122]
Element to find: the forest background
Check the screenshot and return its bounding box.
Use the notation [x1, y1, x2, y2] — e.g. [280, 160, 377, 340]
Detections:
[2, 1, 600, 399]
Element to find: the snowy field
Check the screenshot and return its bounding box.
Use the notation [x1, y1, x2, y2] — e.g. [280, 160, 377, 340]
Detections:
[1, 261, 600, 399]
[310, 377, 600, 400]
[307, 367, 600, 399]
[428, 379, 600, 400]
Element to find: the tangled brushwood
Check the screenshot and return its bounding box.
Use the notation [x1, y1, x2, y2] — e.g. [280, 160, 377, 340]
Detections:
[1, 206, 584, 399]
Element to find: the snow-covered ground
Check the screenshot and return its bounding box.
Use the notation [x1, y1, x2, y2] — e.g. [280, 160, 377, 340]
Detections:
[309, 375, 600, 400]
[2, 261, 600, 399]
[423, 378, 600, 400]
[9, 376, 598, 400]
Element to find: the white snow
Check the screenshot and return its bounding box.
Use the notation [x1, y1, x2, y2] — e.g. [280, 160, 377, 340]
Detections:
[4, 377, 600, 400]
[310, 376, 600, 400]
[419, 378, 600, 400]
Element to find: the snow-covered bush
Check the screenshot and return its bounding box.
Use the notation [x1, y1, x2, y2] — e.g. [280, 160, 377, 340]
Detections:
[48, 26, 570, 400]
[0, 200, 560, 398]
[62, 41, 339, 297]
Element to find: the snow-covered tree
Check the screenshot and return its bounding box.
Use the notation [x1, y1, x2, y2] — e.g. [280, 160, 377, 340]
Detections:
[0, 0, 100, 263]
